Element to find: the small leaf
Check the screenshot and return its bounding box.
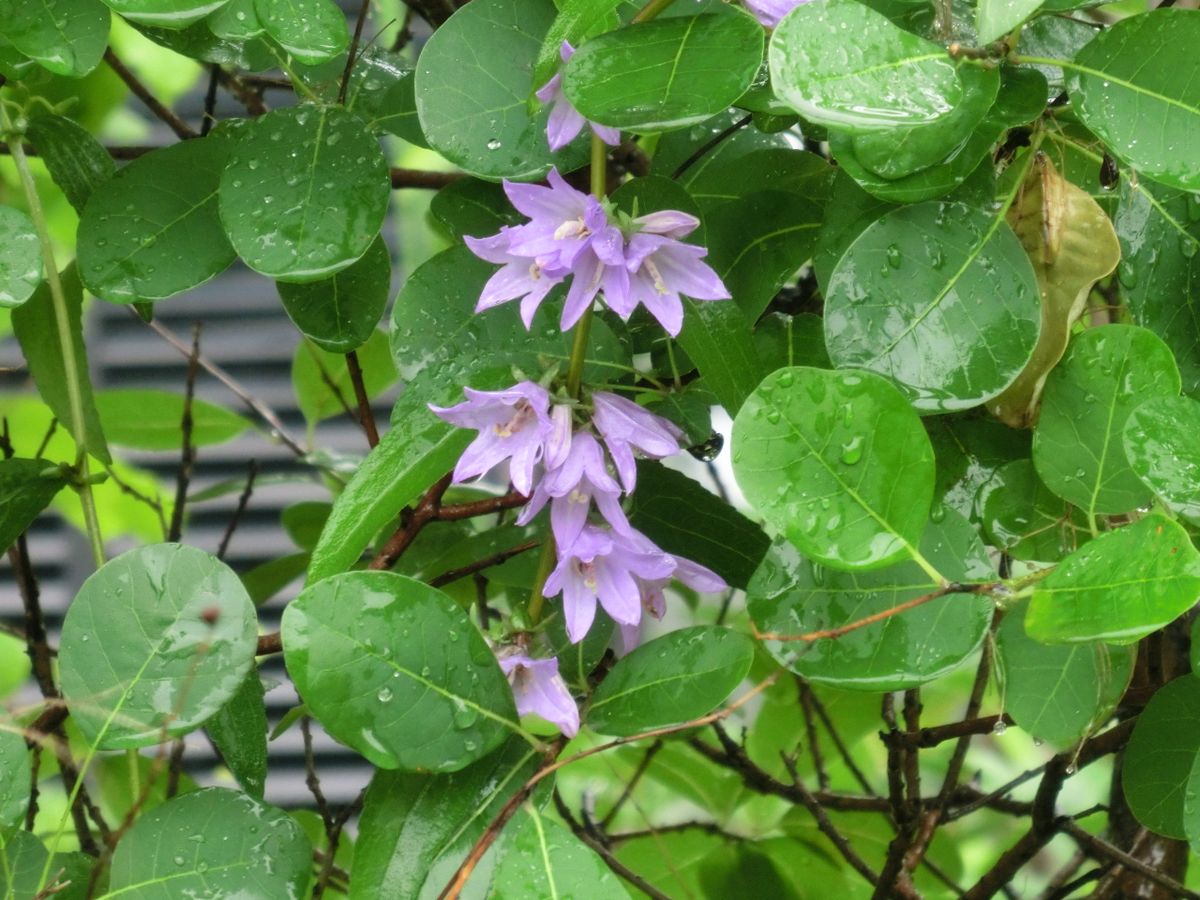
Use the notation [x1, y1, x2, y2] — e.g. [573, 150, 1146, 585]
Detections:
[1033, 324, 1181, 517]
[1124, 395, 1200, 523]
[219, 105, 389, 282]
[77, 138, 236, 303]
[563, 10, 764, 132]
[769, 0, 963, 132]
[107, 788, 312, 896]
[25, 114, 116, 214]
[732, 366, 936, 571]
[0, 828, 51, 898]
[677, 299, 764, 416]
[281, 571, 520, 771]
[254, 0, 348, 63]
[531, 0, 623, 91]
[977, 0, 1045, 45]
[207, 0, 261, 38]
[429, 179, 521, 241]
[979, 460, 1089, 562]
[281, 501, 331, 551]
[292, 329, 396, 425]
[95, 388, 250, 450]
[206, 670, 268, 799]
[0, 207, 42, 310]
[493, 807, 630, 899]
[0, 726, 29, 828]
[754, 312, 831, 374]
[929, 416, 1031, 521]
[1122, 676, 1200, 839]
[0, 458, 67, 552]
[587, 626, 754, 737]
[102, 0, 229, 28]
[1026, 516, 1200, 644]
[0, 0, 110, 77]
[58, 544, 258, 748]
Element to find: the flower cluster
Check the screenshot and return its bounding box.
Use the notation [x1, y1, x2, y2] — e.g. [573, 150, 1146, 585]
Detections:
[465, 170, 729, 337]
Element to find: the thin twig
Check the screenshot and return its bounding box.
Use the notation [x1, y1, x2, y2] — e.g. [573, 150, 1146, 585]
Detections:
[104, 49, 196, 139]
[797, 679, 829, 791]
[339, 0, 373, 105]
[167, 324, 201, 543]
[670, 115, 751, 180]
[301, 717, 333, 834]
[428, 540, 540, 588]
[599, 740, 663, 831]
[217, 460, 258, 560]
[345, 350, 380, 448]
[553, 792, 673, 900]
[200, 64, 220, 136]
[1060, 821, 1200, 899]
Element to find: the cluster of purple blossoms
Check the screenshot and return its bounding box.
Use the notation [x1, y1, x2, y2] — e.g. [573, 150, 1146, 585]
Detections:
[431, 382, 726, 734]
[464, 170, 730, 337]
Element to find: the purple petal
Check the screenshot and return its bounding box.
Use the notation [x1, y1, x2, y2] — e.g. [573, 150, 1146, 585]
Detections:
[635, 210, 700, 239]
[535, 71, 563, 104]
[546, 99, 586, 152]
[595, 558, 641, 626]
[560, 575, 597, 643]
[516, 477, 551, 525]
[560, 251, 604, 330]
[452, 433, 507, 483]
[464, 230, 516, 264]
[595, 490, 632, 535]
[475, 261, 546, 313]
[591, 122, 622, 146]
[673, 556, 727, 593]
[652, 243, 732, 301]
[545, 405, 574, 470]
[636, 281, 685, 336]
[559, 40, 575, 62]
[550, 493, 590, 548]
[503, 170, 587, 221]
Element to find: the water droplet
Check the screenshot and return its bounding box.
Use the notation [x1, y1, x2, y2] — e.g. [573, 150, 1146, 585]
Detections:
[993, 719, 1007, 735]
[885, 244, 902, 269]
[173, 855, 185, 867]
[486, 138, 501, 151]
[377, 687, 393, 703]
[765, 408, 782, 424]
[839, 435, 864, 465]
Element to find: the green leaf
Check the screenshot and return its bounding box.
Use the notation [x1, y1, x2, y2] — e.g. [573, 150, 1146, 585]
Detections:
[615, 832, 726, 899]
[813, 171, 896, 291]
[205, 671, 268, 799]
[677, 299, 764, 416]
[0, 726, 29, 828]
[77, 138, 236, 303]
[292, 329, 396, 425]
[995, 600, 1133, 747]
[1067, 9, 1200, 192]
[429, 179, 521, 241]
[628, 461, 769, 590]
[979, 460, 1089, 562]
[651, 109, 794, 189]
[563, 10, 764, 132]
[732, 366, 936, 571]
[493, 807, 629, 899]
[352, 737, 542, 899]
[277, 234, 390, 354]
[977, 0, 1044, 45]
[686, 147, 834, 213]
[25, 114, 116, 214]
[0, 207, 42, 310]
[928, 416, 1031, 522]
[58, 544, 258, 748]
[281, 501, 331, 551]
[281, 571, 520, 771]
[706, 190, 823, 321]
[254, 0, 347, 63]
[0, 0, 110, 77]
[102, 0, 229, 28]
[769, 0, 963, 132]
[754, 312, 831, 374]
[587, 626, 754, 737]
[531, 0, 624, 91]
[241, 552, 310, 605]
[207, 0, 261, 38]
[824, 200, 1041, 412]
[0, 458, 66, 552]
[11, 264, 111, 464]
[1122, 676, 1200, 839]
[219, 105, 389, 282]
[0, 634, 30, 700]
[94, 388, 250, 450]
[106, 787, 312, 897]
[1026, 515, 1200, 644]
[0, 829, 52, 899]
[989, 153, 1122, 427]
[415, 0, 591, 180]
[1124, 396, 1200, 523]
[546, 609, 614, 692]
[1032, 324, 1181, 518]
[749, 508, 994, 690]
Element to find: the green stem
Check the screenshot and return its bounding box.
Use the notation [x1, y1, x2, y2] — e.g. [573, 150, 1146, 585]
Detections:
[632, 0, 676, 23]
[2, 106, 105, 567]
[525, 538, 558, 626]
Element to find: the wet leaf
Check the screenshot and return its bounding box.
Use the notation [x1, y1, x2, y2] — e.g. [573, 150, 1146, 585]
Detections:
[979, 459, 1089, 561]
[492, 807, 629, 899]
[25, 114, 116, 214]
[977, 0, 1044, 45]
[1124, 395, 1200, 523]
[754, 312, 832, 374]
[254, 0, 348, 63]
[0, 726, 29, 828]
[281, 571, 520, 771]
[0, 207, 42, 310]
[206, 671, 268, 799]
[1122, 676, 1200, 839]
[103, 0, 228, 28]
[0, 0, 109, 77]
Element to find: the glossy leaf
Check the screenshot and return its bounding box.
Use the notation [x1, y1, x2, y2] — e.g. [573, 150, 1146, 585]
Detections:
[281, 571, 520, 771]
[0, 458, 66, 553]
[531, 0, 624, 90]
[292, 328, 396, 424]
[995, 601, 1133, 747]
[0, 0, 109, 77]
[1033, 324, 1181, 517]
[977, 0, 1044, 45]
[493, 807, 629, 899]
[989, 153, 1122, 427]
[1026, 516, 1200, 644]
[749, 508, 994, 690]
[415, 0, 590, 180]
[687, 147, 834, 213]
[0, 727, 28, 828]
[429, 179, 520, 241]
[813, 171, 896, 291]
[563, 10, 764, 132]
[77, 138, 236, 303]
[58, 543, 258, 748]
[277, 234, 390, 354]
[769, 0, 963, 132]
[1122, 676, 1200, 839]
[824, 200, 1041, 412]
[351, 737, 542, 899]
[928, 416, 1031, 521]
[733, 366, 935, 571]
[95, 388, 250, 450]
[254, 0, 347, 63]
[25, 114, 116, 214]
[219, 105, 389, 282]
[206, 671, 268, 799]
[1124, 396, 1200, 523]
[102, 0, 228, 28]
[107, 788, 312, 896]
[754, 312, 831, 374]
[979, 460, 1088, 562]
[0, 829, 52, 899]
[0, 208, 42, 310]
[1068, 9, 1200, 192]
[677, 299, 764, 416]
[207, 0, 261, 38]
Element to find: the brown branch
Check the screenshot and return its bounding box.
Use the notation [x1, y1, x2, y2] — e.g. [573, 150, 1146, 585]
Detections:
[428, 539, 540, 588]
[339, 0, 373, 105]
[598, 739, 663, 831]
[257, 632, 283, 656]
[894, 714, 1011, 749]
[390, 167, 462, 189]
[167, 324, 201, 543]
[104, 49, 196, 140]
[802, 680, 877, 796]
[344, 350, 380, 448]
[1061, 821, 1200, 899]
[552, 791, 673, 900]
[217, 460, 258, 560]
[200, 63, 220, 136]
[797, 680, 829, 791]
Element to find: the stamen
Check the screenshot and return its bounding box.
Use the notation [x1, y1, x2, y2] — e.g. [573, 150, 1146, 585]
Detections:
[644, 257, 669, 295]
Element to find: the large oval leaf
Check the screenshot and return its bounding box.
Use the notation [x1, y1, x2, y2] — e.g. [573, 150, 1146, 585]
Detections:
[563, 10, 763, 132]
[58, 544, 258, 749]
[282, 571, 520, 771]
[824, 200, 1041, 412]
[1067, 9, 1200, 192]
[1032, 324, 1181, 517]
[106, 788, 312, 897]
[0, 0, 109, 77]
[77, 138, 236, 303]
[219, 105, 389, 282]
[1026, 515, 1200, 645]
[415, 0, 590, 180]
[732, 366, 936, 571]
[748, 508, 993, 690]
[102, 0, 228, 28]
[587, 626, 754, 737]
[769, 0, 963, 132]
[1122, 677, 1200, 839]
[254, 0, 348, 63]
[0, 207, 42, 310]
[1124, 395, 1200, 522]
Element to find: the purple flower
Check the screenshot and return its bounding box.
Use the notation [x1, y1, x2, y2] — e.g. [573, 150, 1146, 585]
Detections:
[518, 431, 629, 546]
[536, 42, 622, 152]
[743, 0, 810, 27]
[429, 382, 552, 496]
[617, 549, 728, 653]
[592, 391, 685, 492]
[544, 524, 676, 643]
[498, 652, 579, 737]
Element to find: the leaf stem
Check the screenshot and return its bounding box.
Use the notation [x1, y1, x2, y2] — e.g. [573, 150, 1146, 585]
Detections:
[632, 0, 677, 24]
[2, 105, 105, 567]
